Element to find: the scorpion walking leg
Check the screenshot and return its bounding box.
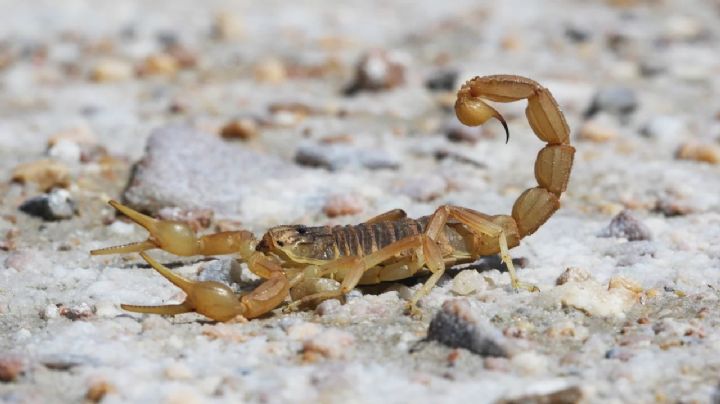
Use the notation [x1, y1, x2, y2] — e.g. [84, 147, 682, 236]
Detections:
[286, 235, 443, 311]
[365, 209, 407, 224]
[424, 205, 537, 292]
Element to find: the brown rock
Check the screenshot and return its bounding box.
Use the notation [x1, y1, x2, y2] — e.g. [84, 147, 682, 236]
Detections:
[675, 142, 720, 164]
[0, 355, 26, 382]
[90, 59, 133, 82]
[344, 50, 406, 95]
[220, 118, 259, 141]
[140, 53, 179, 76]
[322, 194, 364, 218]
[11, 159, 70, 191]
[85, 378, 116, 402]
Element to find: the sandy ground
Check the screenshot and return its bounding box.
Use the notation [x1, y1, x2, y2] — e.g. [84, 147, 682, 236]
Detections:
[1, 0, 720, 402]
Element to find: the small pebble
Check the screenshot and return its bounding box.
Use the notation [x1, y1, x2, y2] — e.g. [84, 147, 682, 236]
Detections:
[108, 220, 135, 235]
[565, 26, 592, 43]
[302, 328, 355, 360]
[295, 142, 399, 171]
[577, 114, 619, 142]
[140, 53, 179, 76]
[165, 362, 194, 380]
[220, 118, 259, 141]
[555, 267, 592, 285]
[19, 189, 76, 221]
[426, 299, 508, 357]
[11, 159, 71, 191]
[425, 69, 458, 92]
[510, 351, 548, 376]
[322, 194, 364, 218]
[85, 378, 116, 402]
[599, 210, 652, 241]
[498, 386, 583, 404]
[213, 13, 245, 40]
[198, 258, 234, 285]
[58, 302, 95, 321]
[675, 142, 720, 165]
[47, 127, 97, 147]
[552, 278, 639, 318]
[608, 276, 643, 294]
[90, 59, 133, 82]
[344, 49, 406, 95]
[315, 299, 342, 316]
[584, 86, 638, 119]
[605, 347, 634, 362]
[500, 33, 524, 51]
[47, 139, 81, 164]
[254, 58, 287, 84]
[451, 269, 487, 295]
[42, 353, 89, 370]
[0, 355, 26, 382]
[42, 303, 60, 320]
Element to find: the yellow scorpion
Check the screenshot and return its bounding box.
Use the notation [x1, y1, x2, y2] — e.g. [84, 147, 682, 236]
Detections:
[91, 74, 574, 321]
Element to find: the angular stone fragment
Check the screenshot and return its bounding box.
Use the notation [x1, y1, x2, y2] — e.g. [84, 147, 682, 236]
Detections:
[426, 299, 508, 357]
[599, 210, 652, 241]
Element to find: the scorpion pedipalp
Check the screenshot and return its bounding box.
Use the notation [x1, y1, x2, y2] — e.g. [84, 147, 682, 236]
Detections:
[121, 252, 247, 322]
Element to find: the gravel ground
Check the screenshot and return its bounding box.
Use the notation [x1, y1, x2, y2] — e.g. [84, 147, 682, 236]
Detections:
[2, 0, 720, 402]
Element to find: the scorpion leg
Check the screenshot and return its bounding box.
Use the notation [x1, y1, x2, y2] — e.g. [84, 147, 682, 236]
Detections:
[365, 209, 407, 224]
[424, 205, 538, 292]
[285, 234, 443, 313]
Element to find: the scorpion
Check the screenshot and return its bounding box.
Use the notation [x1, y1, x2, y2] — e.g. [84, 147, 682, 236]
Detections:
[91, 74, 574, 322]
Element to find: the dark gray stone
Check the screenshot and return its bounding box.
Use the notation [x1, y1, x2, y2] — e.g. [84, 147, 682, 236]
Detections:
[19, 189, 76, 221]
[426, 299, 508, 357]
[599, 210, 652, 241]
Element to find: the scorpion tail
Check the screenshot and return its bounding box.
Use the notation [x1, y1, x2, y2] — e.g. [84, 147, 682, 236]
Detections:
[457, 75, 574, 240]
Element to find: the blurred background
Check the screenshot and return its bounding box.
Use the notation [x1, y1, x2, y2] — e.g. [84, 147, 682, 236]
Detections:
[2, 1, 720, 402]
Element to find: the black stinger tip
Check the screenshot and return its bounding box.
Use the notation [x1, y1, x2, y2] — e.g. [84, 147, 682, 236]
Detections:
[501, 120, 510, 144]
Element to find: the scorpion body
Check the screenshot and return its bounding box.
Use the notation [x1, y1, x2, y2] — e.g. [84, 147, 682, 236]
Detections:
[92, 74, 574, 321]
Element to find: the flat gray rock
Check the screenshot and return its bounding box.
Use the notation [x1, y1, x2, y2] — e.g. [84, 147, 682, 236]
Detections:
[124, 126, 289, 214]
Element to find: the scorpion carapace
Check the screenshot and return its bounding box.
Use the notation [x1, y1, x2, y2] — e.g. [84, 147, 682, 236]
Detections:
[91, 74, 575, 322]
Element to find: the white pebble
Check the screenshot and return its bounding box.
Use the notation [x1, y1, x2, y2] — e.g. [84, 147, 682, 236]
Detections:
[511, 351, 549, 376]
[47, 139, 81, 164]
[43, 303, 60, 319]
[451, 269, 487, 295]
[108, 220, 136, 235]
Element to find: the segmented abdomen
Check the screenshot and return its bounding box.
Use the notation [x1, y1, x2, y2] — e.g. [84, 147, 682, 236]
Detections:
[331, 218, 427, 257]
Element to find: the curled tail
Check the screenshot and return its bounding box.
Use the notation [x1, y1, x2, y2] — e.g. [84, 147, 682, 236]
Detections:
[455, 75, 575, 239]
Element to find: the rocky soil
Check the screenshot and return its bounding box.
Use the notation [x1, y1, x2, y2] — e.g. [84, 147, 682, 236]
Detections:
[1, 0, 720, 402]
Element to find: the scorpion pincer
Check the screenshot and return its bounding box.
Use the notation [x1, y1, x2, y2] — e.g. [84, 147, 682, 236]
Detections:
[91, 74, 575, 321]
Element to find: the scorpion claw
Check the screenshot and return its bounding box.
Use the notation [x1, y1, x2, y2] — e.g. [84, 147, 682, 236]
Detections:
[124, 252, 247, 322]
[92, 200, 203, 257]
[90, 240, 157, 256]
